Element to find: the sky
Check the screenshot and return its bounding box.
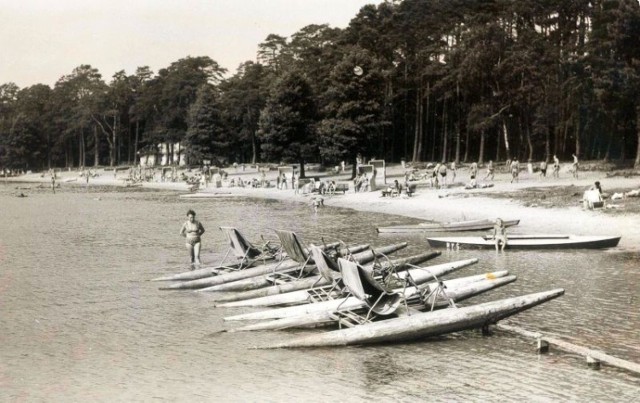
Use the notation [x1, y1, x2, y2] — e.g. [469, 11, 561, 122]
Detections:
[1, 0, 383, 88]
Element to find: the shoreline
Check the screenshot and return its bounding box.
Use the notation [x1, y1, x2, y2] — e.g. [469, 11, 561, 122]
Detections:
[6, 164, 640, 251]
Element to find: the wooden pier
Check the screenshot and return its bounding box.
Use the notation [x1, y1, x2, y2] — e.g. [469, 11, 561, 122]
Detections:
[496, 323, 640, 374]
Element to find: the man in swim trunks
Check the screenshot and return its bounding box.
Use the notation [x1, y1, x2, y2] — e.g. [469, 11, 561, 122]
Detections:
[179, 209, 205, 267]
[572, 154, 579, 178]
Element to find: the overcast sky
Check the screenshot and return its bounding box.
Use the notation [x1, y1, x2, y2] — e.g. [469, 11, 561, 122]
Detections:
[1, 0, 382, 88]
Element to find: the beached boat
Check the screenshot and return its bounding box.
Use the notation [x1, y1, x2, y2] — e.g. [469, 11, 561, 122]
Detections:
[426, 234, 621, 250]
[377, 218, 520, 234]
[260, 288, 565, 348]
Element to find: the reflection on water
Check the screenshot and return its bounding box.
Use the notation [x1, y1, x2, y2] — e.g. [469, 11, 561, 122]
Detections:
[0, 183, 638, 401]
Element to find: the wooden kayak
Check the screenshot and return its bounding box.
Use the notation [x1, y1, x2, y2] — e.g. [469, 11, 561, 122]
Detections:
[427, 235, 622, 250]
[377, 218, 520, 234]
[228, 271, 514, 332]
[260, 288, 565, 348]
[159, 242, 407, 290]
[223, 258, 478, 321]
[208, 251, 441, 302]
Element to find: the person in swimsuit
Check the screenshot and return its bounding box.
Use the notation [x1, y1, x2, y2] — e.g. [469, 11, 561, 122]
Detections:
[510, 159, 520, 183]
[553, 155, 560, 178]
[470, 162, 478, 181]
[484, 160, 494, 181]
[492, 218, 507, 252]
[179, 209, 205, 267]
[572, 154, 579, 178]
[539, 160, 547, 178]
[438, 162, 447, 187]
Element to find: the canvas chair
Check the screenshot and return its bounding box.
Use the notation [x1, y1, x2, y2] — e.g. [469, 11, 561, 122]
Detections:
[274, 229, 314, 272]
[218, 227, 280, 269]
[338, 258, 407, 321]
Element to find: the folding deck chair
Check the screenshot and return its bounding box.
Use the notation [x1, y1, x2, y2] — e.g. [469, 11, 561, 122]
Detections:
[321, 258, 408, 328]
[265, 229, 318, 283]
[301, 245, 348, 302]
[218, 227, 281, 270]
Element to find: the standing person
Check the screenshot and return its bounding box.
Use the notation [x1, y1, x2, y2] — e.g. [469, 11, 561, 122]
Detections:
[484, 160, 494, 181]
[450, 161, 457, 183]
[470, 162, 478, 181]
[553, 155, 560, 178]
[179, 209, 205, 267]
[438, 162, 448, 187]
[510, 159, 520, 183]
[312, 196, 323, 214]
[51, 171, 56, 194]
[572, 154, 579, 178]
[492, 218, 508, 252]
[432, 163, 441, 188]
[539, 160, 548, 178]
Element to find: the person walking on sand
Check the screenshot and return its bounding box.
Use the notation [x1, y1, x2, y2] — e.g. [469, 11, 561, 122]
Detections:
[450, 161, 457, 183]
[438, 162, 448, 187]
[539, 160, 548, 178]
[572, 154, 579, 178]
[484, 160, 494, 181]
[51, 171, 56, 194]
[553, 155, 560, 178]
[179, 209, 205, 267]
[470, 161, 478, 180]
[312, 196, 324, 214]
[493, 218, 508, 252]
[510, 159, 520, 183]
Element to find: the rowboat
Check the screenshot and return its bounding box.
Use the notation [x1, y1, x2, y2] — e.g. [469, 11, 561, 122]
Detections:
[377, 218, 520, 234]
[159, 242, 407, 290]
[427, 235, 621, 250]
[260, 288, 565, 348]
[227, 271, 514, 332]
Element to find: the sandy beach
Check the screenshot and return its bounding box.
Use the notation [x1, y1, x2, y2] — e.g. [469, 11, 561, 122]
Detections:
[6, 163, 640, 251]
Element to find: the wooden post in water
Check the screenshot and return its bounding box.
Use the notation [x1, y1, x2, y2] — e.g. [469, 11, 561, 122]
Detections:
[537, 338, 549, 354]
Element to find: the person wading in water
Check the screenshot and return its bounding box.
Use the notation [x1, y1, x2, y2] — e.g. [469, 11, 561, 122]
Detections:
[179, 209, 205, 268]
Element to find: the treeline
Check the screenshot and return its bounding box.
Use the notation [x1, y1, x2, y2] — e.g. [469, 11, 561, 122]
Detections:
[2, 0, 640, 173]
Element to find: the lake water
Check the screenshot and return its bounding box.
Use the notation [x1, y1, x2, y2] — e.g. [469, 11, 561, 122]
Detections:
[1, 183, 639, 401]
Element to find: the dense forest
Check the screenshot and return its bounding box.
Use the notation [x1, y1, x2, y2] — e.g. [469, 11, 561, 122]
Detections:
[1, 0, 640, 173]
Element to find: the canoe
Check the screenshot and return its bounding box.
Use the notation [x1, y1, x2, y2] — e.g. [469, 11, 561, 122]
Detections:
[215, 256, 475, 307]
[427, 235, 621, 250]
[208, 251, 441, 302]
[159, 242, 407, 290]
[224, 258, 478, 321]
[260, 288, 565, 348]
[377, 218, 520, 234]
[229, 271, 514, 332]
